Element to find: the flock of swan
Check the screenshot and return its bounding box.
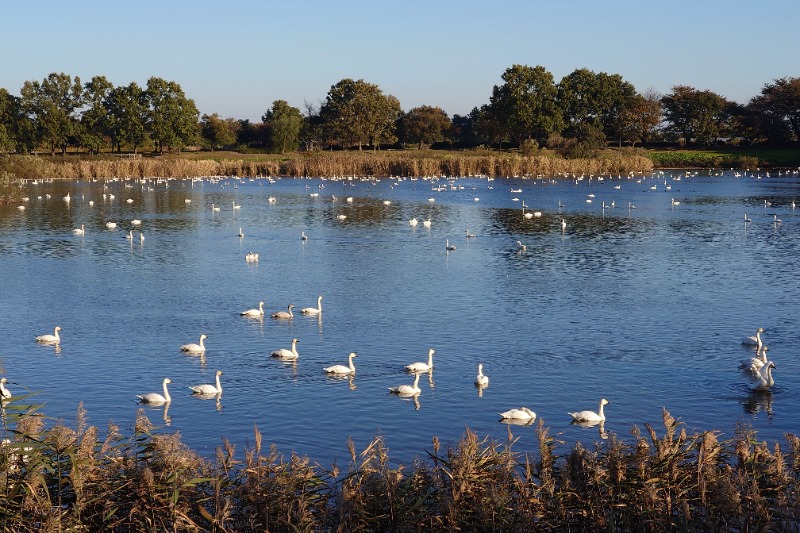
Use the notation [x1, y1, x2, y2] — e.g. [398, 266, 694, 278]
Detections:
[739, 328, 778, 391]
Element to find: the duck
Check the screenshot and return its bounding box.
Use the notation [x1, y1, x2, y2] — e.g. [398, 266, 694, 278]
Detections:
[245, 252, 259, 262]
[72, 224, 85, 236]
[271, 304, 294, 319]
[137, 378, 172, 404]
[445, 240, 456, 251]
[742, 327, 764, 350]
[301, 296, 322, 316]
[271, 338, 299, 360]
[748, 361, 776, 391]
[568, 398, 609, 424]
[35, 326, 62, 344]
[240, 301, 265, 318]
[180, 334, 208, 354]
[405, 348, 435, 372]
[190, 370, 223, 395]
[474, 363, 489, 387]
[499, 407, 536, 421]
[324, 352, 357, 375]
[0, 377, 11, 400]
[388, 373, 421, 395]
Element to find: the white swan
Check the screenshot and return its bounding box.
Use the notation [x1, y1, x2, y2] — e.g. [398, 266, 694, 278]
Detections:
[105, 221, 117, 229]
[125, 230, 133, 240]
[423, 219, 432, 228]
[474, 363, 489, 386]
[0, 378, 11, 400]
[465, 229, 476, 238]
[748, 361, 776, 391]
[245, 251, 259, 262]
[516, 240, 527, 251]
[388, 373, 421, 395]
[238, 227, 244, 238]
[131, 219, 142, 226]
[271, 338, 299, 359]
[324, 352, 357, 375]
[36, 326, 61, 344]
[568, 398, 609, 424]
[499, 407, 536, 421]
[139, 232, 145, 243]
[445, 240, 456, 251]
[72, 224, 85, 236]
[233, 201, 241, 210]
[271, 304, 294, 319]
[180, 334, 208, 353]
[300, 231, 308, 241]
[190, 370, 223, 394]
[240, 301, 265, 318]
[405, 348, 435, 372]
[561, 219, 567, 232]
[409, 217, 418, 227]
[301, 296, 322, 316]
[742, 327, 764, 349]
[137, 378, 172, 404]
[740, 345, 770, 373]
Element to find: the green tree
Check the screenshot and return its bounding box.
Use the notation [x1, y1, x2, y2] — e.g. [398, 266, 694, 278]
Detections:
[300, 100, 323, 151]
[262, 100, 303, 153]
[320, 79, 398, 150]
[617, 89, 663, 147]
[471, 105, 509, 149]
[0, 89, 17, 153]
[489, 64, 563, 145]
[104, 82, 148, 153]
[20, 72, 84, 155]
[145, 77, 199, 154]
[80, 76, 114, 155]
[748, 77, 800, 143]
[398, 105, 451, 149]
[558, 68, 636, 142]
[200, 113, 238, 151]
[662, 86, 732, 145]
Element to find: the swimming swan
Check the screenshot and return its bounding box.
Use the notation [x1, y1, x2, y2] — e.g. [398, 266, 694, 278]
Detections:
[301, 296, 322, 316]
[137, 378, 172, 404]
[568, 398, 609, 424]
[405, 348, 435, 372]
[475, 363, 489, 386]
[446, 240, 456, 251]
[0, 378, 11, 400]
[742, 327, 764, 349]
[748, 361, 776, 391]
[181, 334, 208, 353]
[498, 407, 536, 421]
[190, 370, 223, 394]
[240, 301, 265, 318]
[36, 326, 61, 344]
[324, 352, 357, 375]
[271, 338, 299, 359]
[72, 224, 85, 236]
[245, 252, 259, 262]
[388, 373, 421, 395]
[271, 304, 294, 319]
[740, 346, 771, 375]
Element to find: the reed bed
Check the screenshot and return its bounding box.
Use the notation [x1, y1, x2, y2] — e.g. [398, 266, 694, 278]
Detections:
[2, 401, 799, 532]
[1, 152, 654, 182]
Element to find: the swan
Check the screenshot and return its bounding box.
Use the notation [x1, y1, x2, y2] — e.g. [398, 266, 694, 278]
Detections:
[139, 232, 145, 243]
[0, 378, 11, 400]
[180, 334, 208, 353]
[423, 219, 432, 228]
[190, 370, 223, 395]
[741, 346, 771, 375]
[125, 230, 133, 240]
[568, 398, 609, 424]
[233, 201, 241, 210]
[742, 327, 764, 349]
[465, 229, 476, 238]
[72, 224, 85, 236]
[300, 231, 308, 241]
[474, 363, 489, 386]
[211, 203, 221, 212]
[131, 219, 142, 226]
[671, 198, 680, 206]
[561, 219, 567, 232]
[245, 252, 259, 262]
[409, 217, 418, 227]
[499, 407, 536, 421]
[238, 227, 244, 238]
[446, 240, 456, 251]
[301, 296, 322, 316]
[271, 304, 294, 319]
[36, 326, 61, 344]
[405, 348, 435, 372]
[748, 361, 776, 391]
[137, 378, 172, 404]
[105, 222, 117, 229]
[516, 240, 527, 251]
[240, 301, 264, 317]
[388, 372, 421, 395]
[271, 338, 299, 359]
[324, 352, 357, 375]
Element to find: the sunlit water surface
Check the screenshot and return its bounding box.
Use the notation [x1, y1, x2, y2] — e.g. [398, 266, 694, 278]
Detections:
[1, 170, 798, 467]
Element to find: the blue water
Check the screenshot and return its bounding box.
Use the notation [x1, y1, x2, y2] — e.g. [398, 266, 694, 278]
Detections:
[0, 169, 798, 467]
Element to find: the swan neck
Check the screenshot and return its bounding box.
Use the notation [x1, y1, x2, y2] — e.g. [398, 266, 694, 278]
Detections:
[163, 381, 171, 402]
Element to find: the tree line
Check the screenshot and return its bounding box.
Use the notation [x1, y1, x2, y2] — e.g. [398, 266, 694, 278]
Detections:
[0, 66, 798, 157]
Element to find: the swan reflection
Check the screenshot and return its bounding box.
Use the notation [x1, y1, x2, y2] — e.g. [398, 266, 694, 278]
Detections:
[475, 382, 487, 398]
[192, 392, 223, 412]
[743, 390, 773, 419]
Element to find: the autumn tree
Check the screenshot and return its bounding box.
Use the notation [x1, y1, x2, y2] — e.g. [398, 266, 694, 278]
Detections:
[200, 113, 238, 151]
[398, 105, 451, 149]
[262, 100, 303, 153]
[20, 72, 84, 155]
[617, 89, 662, 147]
[145, 77, 199, 154]
[489, 64, 563, 145]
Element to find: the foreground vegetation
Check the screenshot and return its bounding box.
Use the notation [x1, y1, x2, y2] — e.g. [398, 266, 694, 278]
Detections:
[1, 400, 798, 532]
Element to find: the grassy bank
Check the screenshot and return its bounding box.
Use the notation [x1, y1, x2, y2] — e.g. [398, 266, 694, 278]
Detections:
[1, 401, 798, 532]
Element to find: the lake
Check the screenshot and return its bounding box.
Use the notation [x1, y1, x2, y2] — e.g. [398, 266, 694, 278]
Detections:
[0, 169, 798, 467]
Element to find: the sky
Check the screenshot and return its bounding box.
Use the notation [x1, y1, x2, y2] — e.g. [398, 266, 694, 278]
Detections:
[3, 0, 798, 123]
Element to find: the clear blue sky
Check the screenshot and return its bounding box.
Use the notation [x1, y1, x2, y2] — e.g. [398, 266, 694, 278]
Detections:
[3, 0, 798, 122]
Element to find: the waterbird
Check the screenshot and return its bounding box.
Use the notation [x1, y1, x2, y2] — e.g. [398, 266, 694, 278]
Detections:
[300, 231, 308, 241]
[388, 373, 421, 395]
[271, 338, 299, 359]
[245, 252, 259, 262]
[190, 371, 223, 395]
[568, 398, 609, 424]
[747, 361, 776, 391]
[240, 301, 265, 318]
[324, 352, 357, 375]
[498, 407, 536, 421]
[405, 348, 435, 372]
[137, 378, 172, 404]
[35, 326, 61, 344]
[0, 378, 11, 400]
[271, 304, 294, 319]
[180, 334, 208, 354]
[742, 327, 764, 350]
[446, 240, 456, 251]
[516, 240, 527, 251]
[474, 364, 489, 387]
[72, 224, 85, 236]
[301, 296, 322, 316]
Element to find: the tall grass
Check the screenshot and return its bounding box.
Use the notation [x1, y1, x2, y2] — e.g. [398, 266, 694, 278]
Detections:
[2, 398, 799, 532]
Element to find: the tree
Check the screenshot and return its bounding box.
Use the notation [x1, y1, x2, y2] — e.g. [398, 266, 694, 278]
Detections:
[661, 86, 732, 145]
[262, 100, 303, 153]
[558, 69, 636, 142]
[20, 72, 84, 155]
[104, 82, 148, 153]
[145, 77, 199, 154]
[748, 77, 800, 143]
[471, 105, 508, 149]
[0, 89, 17, 153]
[300, 100, 323, 151]
[489, 64, 563, 145]
[80, 76, 114, 155]
[200, 113, 238, 151]
[398, 105, 451, 149]
[319, 79, 398, 150]
[617, 89, 663, 147]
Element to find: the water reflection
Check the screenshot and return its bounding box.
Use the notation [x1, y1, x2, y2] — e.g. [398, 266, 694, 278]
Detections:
[743, 391, 774, 419]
